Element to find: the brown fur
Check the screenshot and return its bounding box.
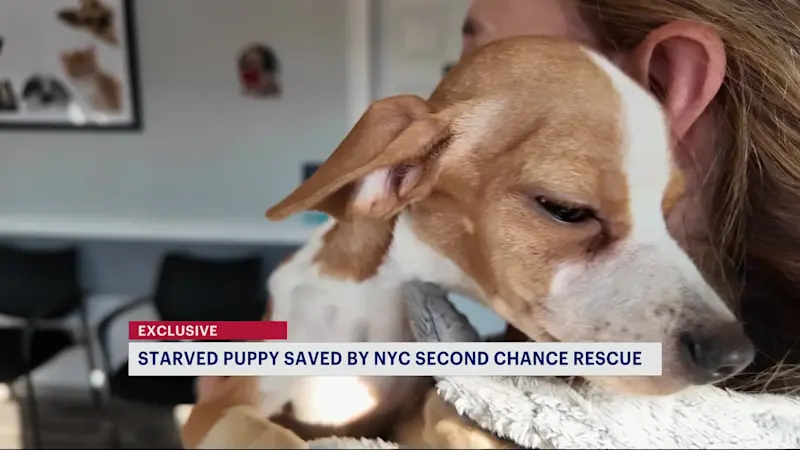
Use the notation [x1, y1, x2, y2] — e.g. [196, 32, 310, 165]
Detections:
[252, 35, 740, 440]
[61, 46, 122, 112]
[266, 36, 707, 397]
[267, 95, 451, 221]
[399, 37, 632, 340]
[314, 218, 397, 281]
[268, 39, 632, 321]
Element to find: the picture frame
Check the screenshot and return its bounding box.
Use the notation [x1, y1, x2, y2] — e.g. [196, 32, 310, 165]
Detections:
[0, 0, 142, 131]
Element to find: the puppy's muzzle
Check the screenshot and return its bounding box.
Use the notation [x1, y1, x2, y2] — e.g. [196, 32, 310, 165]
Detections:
[547, 241, 756, 390]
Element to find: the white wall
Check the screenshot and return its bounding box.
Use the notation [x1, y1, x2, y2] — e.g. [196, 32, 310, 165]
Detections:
[6, 0, 507, 391]
[0, 0, 349, 223]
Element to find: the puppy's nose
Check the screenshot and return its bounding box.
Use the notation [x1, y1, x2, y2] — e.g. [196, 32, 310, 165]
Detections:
[679, 324, 755, 384]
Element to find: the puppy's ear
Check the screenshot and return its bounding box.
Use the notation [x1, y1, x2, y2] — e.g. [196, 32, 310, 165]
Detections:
[266, 95, 462, 221]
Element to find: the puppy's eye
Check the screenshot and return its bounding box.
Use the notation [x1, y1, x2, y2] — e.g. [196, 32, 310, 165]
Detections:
[535, 196, 594, 223]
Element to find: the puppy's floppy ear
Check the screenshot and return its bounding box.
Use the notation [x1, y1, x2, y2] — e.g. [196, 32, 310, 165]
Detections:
[267, 95, 462, 221]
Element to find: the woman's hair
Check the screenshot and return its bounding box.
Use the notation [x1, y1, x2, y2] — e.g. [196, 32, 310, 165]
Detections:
[576, 0, 800, 393]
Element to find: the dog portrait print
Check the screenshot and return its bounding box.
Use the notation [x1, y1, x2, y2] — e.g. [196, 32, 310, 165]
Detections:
[61, 46, 122, 113]
[21, 75, 72, 111]
[238, 43, 281, 98]
[57, 0, 118, 45]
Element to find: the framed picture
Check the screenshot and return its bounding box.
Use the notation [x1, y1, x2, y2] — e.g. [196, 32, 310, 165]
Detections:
[238, 43, 282, 99]
[0, 0, 141, 131]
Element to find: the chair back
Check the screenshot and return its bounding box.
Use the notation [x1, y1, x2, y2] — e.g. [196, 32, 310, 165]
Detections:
[153, 253, 265, 322]
[0, 245, 82, 319]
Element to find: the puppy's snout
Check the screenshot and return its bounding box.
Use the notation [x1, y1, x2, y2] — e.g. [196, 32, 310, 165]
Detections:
[679, 323, 755, 384]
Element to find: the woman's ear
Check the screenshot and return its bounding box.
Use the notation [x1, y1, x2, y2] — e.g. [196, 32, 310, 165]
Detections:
[621, 20, 726, 144]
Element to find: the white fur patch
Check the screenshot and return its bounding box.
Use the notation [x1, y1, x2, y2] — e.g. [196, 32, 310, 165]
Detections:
[544, 50, 734, 341]
[389, 213, 481, 298]
[291, 376, 379, 426]
[260, 212, 478, 425]
[352, 168, 392, 213]
[582, 51, 676, 245]
[582, 50, 729, 314]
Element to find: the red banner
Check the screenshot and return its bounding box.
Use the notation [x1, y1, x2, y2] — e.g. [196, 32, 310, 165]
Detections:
[128, 321, 288, 341]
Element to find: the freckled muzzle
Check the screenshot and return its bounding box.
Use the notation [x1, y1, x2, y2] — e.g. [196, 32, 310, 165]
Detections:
[542, 243, 755, 394]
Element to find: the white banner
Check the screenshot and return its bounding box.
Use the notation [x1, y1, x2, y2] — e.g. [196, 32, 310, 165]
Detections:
[128, 342, 662, 377]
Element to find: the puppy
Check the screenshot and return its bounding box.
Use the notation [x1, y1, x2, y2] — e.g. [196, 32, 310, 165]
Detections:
[258, 35, 755, 439]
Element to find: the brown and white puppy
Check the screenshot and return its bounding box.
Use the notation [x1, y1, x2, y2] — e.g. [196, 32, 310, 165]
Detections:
[259, 36, 755, 438]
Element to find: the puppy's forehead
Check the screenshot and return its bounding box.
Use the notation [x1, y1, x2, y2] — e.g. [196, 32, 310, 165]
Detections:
[432, 37, 622, 111]
[438, 38, 677, 241]
[436, 38, 628, 170]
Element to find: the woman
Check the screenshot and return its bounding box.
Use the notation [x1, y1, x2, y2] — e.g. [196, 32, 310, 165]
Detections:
[185, 2, 800, 447]
[192, 0, 799, 430]
[465, 0, 800, 393]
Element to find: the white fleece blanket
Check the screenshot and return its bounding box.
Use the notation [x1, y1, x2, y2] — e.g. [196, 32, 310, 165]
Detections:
[309, 282, 800, 449]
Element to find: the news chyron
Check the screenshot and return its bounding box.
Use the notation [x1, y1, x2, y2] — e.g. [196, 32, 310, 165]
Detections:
[127, 321, 662, 377]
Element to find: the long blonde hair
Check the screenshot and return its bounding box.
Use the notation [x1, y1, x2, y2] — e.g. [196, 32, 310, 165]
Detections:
[577, 0, 800, 393]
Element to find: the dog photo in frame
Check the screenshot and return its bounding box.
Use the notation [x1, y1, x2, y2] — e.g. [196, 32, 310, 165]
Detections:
[0, 0, 141, 130]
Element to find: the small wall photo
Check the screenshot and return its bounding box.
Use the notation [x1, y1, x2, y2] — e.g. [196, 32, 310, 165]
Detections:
[237, 43, 281, 99]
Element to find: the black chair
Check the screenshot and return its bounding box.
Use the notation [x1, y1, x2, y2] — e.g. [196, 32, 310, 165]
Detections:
[0, 244, 102, 448]
[98, 252, 266, 408]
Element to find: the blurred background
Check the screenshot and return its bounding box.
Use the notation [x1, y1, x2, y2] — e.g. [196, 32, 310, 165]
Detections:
[0, 0, 506, 447]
